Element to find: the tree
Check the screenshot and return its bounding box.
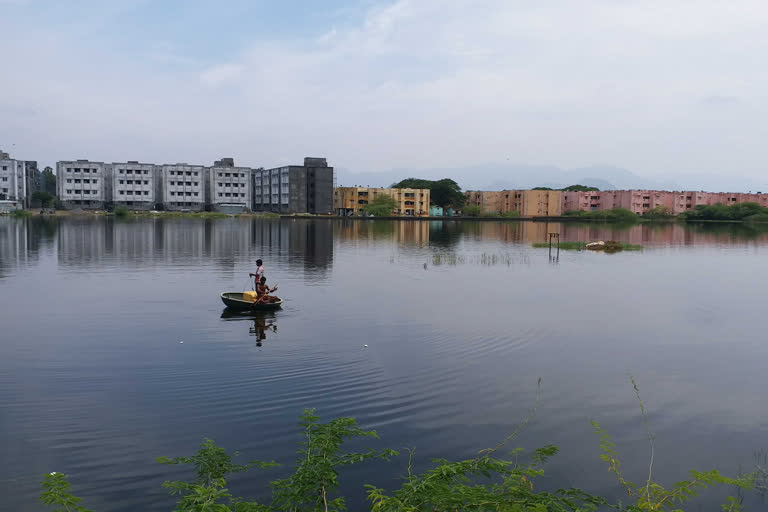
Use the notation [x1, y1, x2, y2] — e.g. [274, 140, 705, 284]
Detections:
[462, 204, 481, 217]
[532, 186, 554, 190]
[643, 205, 673, 219]
[362, 195, 397, 217]
[31, 191, 55, 208]
[391, 178, 466, 208]
[562, 184, 600, 192]
[42, 167, 56, 195]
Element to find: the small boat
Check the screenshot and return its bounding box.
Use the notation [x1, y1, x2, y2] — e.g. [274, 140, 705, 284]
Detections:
[220, 292, 283, 311]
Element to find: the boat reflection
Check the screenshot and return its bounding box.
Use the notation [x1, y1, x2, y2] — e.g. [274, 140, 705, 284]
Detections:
[220, 309, 278, 347]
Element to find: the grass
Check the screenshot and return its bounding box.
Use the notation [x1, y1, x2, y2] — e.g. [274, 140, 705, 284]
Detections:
[9, 209, 33, 218]
[532, 240, 643, 251]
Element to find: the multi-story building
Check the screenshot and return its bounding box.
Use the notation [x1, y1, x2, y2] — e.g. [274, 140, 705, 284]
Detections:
[57, 160, 108, 209]
[113, 161, 159, 210]
[254, 157, 334, 214]
[160, 164, 206, 211]
[465, 191, 503, 214]
[333, 187, 430, 216]
[0, 154, 26, 203]
[209, 158, 251, 212]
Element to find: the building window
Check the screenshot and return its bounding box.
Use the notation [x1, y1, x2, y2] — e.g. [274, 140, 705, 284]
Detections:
[65, 179, 71, 183]
[143, 191, 149, 195]
[218, 193, 222, 197]
[93, 179, 98, 184]
[170, 192, 175, 196]
[75, 179, 81, 183]
[194, 192, 198, 196]
[186, 171, 191, 176]
[66, 189, 72, 194]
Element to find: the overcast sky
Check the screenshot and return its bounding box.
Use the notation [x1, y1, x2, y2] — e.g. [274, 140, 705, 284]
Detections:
[2, 0, 767, 180]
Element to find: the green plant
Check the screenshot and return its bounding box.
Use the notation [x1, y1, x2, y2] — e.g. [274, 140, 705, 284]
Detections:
[32, 191, 56, 207]
[113, 207, 131, 218]
[501, 210, 521, 218]
[562, 208, 639, 223]
[40, 472, 94, 512]
[157, 438, 277, 511]
[391, 178, 466, 208]
[462, 204, 482, 217]
[643, 206, 674, 220]
[681, 202, 768, 222]
[591, 376, 752, 511]
[271, 409, 398, 511]
[10, 209, 32, 218]
[362, 195, 398, 217]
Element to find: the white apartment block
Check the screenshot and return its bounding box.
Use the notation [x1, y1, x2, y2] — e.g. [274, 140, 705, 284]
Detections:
[161, 164, 206, 211]
[57, 160, 107, 208]
[0, 157, 26, 203]
[209, 164, 251, 210]
[113, 161, 158, 209]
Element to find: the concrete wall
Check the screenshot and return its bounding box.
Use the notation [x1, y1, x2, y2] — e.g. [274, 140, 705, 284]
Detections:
[160, 164, 206, 211]
[112, 162, 157, 209]
[57, 160, 107, 209]
[209, 166, 251, 210]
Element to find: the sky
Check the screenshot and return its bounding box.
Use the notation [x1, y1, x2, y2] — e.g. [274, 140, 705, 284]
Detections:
[2, 0, 767, 185]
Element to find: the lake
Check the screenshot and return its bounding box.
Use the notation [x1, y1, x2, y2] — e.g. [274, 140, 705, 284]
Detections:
[1, 216, 767, 511]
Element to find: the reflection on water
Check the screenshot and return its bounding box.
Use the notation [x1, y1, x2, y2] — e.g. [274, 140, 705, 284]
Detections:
[3, 216, 768, 512]
[220, 310, 279, 348]
[5, 217, 768, 275]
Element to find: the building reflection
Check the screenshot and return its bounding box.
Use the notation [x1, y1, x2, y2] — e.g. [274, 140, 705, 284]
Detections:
[335, 219, 430, 247]
[54, 217, 333, 277]
[0, 217, 59, 276]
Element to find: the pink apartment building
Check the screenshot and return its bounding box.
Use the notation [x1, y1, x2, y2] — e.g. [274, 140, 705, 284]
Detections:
[561, 190, 768, 215]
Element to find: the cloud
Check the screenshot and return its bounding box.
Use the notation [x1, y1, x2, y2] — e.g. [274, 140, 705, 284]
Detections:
[1, 0, 768, 183]
[200, 64, 245, 86]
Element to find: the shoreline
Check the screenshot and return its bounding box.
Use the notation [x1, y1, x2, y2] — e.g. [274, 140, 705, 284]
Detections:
[4, 209, 767, 225]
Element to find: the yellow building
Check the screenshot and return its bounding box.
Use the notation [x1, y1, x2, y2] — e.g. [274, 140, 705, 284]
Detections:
[333, 187, 431, 216]
[465, 189, 563, 217]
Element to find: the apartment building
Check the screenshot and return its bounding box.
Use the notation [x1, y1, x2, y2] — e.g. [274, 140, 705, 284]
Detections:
[0, 155, 26, 203]
[466, 190, 562, 217]
[161, 164, 206, 211]
[209, 158, 251, 212]
[254, 157, 334, 214]
[57, 160, 108, 209]
[333, 187, 431, 216]
[113, 161, 159, 210]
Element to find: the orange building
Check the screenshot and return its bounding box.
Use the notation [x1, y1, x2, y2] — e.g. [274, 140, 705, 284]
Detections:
[333, 187, 430, 216]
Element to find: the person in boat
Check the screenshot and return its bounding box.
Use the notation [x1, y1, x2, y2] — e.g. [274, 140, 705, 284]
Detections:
[249, 259, 265, 289]
[255, 276, 278, 304]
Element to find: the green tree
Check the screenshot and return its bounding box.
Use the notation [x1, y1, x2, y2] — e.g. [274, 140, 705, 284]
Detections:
[643, 205, 673, 219]
[362, 195, 398, 217]
[391, 178, 466, 208]
[42, 167, 56, 195]
[562, 184, 600, 192]
[461, 204, 481, 217]
[532, 186, 554, 190]
[31, 191, 55, 208]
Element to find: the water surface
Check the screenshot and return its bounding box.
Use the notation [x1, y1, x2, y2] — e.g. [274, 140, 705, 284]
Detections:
[1, 217, 767, 510]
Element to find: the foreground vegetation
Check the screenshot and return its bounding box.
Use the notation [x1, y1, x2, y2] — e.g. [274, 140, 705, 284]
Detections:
[40, 380, 758, 512]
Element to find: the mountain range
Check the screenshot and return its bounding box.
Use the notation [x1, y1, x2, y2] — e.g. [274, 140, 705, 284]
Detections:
[336, 163, 768, 193]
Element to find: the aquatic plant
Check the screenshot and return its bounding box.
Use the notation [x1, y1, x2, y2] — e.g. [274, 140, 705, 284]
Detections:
[532, 241, 643, 252]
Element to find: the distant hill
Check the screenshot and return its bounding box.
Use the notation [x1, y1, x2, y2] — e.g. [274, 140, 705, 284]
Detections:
[336, 163, 768, 193]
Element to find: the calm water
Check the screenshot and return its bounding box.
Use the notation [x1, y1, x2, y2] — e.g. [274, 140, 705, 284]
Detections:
[2, 216, 768, 510]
